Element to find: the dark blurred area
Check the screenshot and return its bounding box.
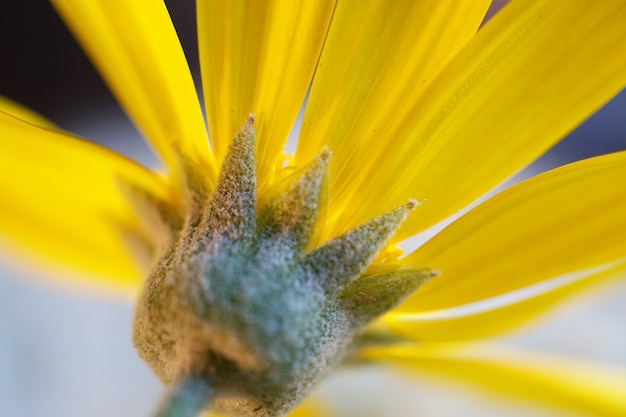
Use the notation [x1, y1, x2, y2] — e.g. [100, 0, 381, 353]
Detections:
[0, 1, 199, 165]
[1, 0, 625, 168]
[0, 0, 199, 118]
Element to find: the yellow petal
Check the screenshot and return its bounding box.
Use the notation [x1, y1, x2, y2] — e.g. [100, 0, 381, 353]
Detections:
[296, 0, 490, 237]
[399, 151, 626, 314]
[0, 112, 173, 295]
[377, 261, 626, 341]
[197, 0, 335, 188]
[285, 398, 327, 417]
[304, 0, 626, 242]
[0, 96, 57, 129]
[359, 343, 626, 417]
[51, 0, 216, 181]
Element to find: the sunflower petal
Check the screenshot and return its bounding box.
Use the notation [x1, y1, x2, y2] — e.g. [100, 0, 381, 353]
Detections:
[293, 0, 491, 238]
[307, 0, 626, 241]
[197, 0, 335, 188]
[377, 261, 626, 341]
[0, 96, 57, 129]
[287, 398, 328, 417]
[359, 343, 626, 417]
[0, 112, 174, 294]
[398, 152, 626, 317]
[50, 0, 215, 180]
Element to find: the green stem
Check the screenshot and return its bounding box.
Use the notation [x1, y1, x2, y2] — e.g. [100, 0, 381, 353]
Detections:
[154, 375, 213, 417]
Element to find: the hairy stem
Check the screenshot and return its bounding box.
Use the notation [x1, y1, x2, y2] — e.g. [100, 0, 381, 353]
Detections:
[154, 375, 213, 417]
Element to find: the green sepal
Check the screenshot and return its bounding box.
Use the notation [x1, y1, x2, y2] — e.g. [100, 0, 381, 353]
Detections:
[333, 265, 435, 328]
[257, 149, 329, 253]
[201, 115, 257, 244]
[119, 179, 184, 235]
[300, 202, 416, 294]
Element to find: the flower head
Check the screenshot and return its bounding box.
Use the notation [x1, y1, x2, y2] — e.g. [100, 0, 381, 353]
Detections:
[1, 1, 626, 416]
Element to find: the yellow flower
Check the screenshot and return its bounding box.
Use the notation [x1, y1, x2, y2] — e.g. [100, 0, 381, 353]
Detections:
[1, 0, 626, 416]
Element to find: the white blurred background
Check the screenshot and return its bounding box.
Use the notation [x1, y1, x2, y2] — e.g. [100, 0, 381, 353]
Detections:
[1, 1, 625, 416]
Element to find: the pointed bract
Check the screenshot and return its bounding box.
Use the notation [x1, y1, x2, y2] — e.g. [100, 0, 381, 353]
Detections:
[258, 149, 330, 252]
[301, 201, 417, 294]
[335, 265, 437, 328]
[202, 117, 257, 244]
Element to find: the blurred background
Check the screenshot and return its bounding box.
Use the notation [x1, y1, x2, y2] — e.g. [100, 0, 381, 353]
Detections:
[1, 1, 625, 416]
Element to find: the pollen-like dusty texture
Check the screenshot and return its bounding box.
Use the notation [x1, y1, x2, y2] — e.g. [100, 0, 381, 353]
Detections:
[132, 119, 432, 417]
